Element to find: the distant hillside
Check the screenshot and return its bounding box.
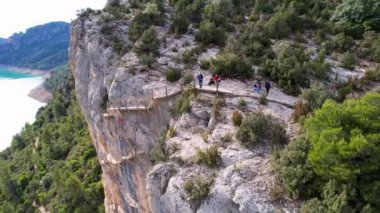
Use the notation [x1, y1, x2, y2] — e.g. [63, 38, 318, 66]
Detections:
[0, 22, 70, 70]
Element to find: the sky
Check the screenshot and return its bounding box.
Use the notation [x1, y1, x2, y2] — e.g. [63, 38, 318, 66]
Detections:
[0, 0, 108, 38]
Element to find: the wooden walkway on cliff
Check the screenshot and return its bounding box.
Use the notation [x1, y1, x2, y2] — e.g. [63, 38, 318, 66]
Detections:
[102, 83, 234, 117]
[102, 83, 295, 117]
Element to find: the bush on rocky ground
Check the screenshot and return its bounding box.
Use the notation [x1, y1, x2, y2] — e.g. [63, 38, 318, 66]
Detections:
[339, 52, 356, 70]
[237, 112, 287, 147]
[196, 20, 227, 46]
[195, 146, 220, 168]
[211, 54, 252, 79]
[183, 175, 214, 210]
[166, 68, 181, 82]
[364, 66, 380, 81]
[200, 59, 210, 70]
[301, 83, 333, 111]
[170, 88, 197, 117]
[150, 130, 168, 163]
[232, 111, 243, 126]
[258, 94, 267, 105]
[133, 26, 160, 56]
[139, 53, 155, 67]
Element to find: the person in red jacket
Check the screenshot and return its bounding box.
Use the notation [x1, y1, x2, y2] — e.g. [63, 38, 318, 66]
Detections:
[213, 74, 220, 87]
[208, 74, 220, 86]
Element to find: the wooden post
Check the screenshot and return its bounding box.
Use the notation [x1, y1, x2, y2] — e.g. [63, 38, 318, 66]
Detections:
[216, 82, 219, 94]
[136, 100, 138, 109]
[193, 77, 196, 87]
[151, 89, 154, 100]
[165, 86, 168, 97]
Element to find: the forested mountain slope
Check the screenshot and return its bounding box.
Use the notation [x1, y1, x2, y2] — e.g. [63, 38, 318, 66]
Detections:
[0, 68, 104, 212]
[0, 22, 70, 70]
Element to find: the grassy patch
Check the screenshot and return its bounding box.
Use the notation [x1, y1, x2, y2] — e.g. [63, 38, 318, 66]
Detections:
[170, 87, 197, 117]
[232, 111, 243, 126]
[183, 176, 214, 210]
[195, 146, 220, 168]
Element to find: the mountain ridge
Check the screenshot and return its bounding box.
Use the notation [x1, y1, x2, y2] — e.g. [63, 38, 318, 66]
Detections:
[0, 21, 70, 70]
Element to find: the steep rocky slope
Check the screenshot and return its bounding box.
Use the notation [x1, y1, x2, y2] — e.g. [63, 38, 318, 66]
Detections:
[70, 12, 299, 213]
[70, 1, 379, 212]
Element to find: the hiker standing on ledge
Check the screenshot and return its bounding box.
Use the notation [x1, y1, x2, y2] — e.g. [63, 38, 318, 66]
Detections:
[197, 73, 203, 88]
[208, 74, 220, 86]
[265, 80, 271, 95]
[213, 74, 220, 87]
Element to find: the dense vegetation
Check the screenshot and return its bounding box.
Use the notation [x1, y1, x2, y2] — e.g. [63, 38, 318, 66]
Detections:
[0, 22, 69, 70]
[273, 93, 380, 212]
[0, 67, 104, 212]
[43, 65, 71, 92]
[170, 0, 379, 95]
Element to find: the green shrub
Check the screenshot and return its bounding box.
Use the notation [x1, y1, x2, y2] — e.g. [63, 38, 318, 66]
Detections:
[195, 146, 220, 168]
[364, 66, 380, 81]
[258, 94, 267, 105]
[183, 176, 213, 210]
[340, 52, 356, 70]
[170, 88, 197, 117]
[200, 59, 210, 70]
[211, 98, 222, 120]
[171, 12, 189, 34]
[238, 98, 247, 108]
[235, 22, 274, 64]
[166, 68, 181, 82]
[139, 53, 156, 67]
[237, 112, 287, 147]
[301, 93, 380, 209]
[128, 4, 165, 42]
[259, 43, 310, 95]
[150, 130, 168, 163]
[232, 111, 243, 126]
[358, 31, 380, 62]
[211, 54, 252, 79]
[133, 26, 160, 56]
[328, 33, 355, 53]
[204, 0, 233, 27]
[167, 127, 176, 138]
[100, 24, 113, 35]
[272, 135, 316, 199]
[201, 131, 208, 143]
[196, 20, 227, 46]
[301, 83, 333, 111]
[183, 73, 193, 85]
[182, 49, 197, 64]
[292, 100, 310, 122]
[264, 10, 300, 39]
[220, 133, 233, 144]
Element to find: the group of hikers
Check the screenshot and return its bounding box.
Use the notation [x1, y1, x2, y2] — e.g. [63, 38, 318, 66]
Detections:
[196, 73, 272, 95]
[253, 78, 272, 95]
[196, 73, 220, 89]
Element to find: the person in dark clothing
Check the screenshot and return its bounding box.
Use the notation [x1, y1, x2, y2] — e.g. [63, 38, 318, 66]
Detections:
[208, 78, 215, 86]
[253, 83, 258, 93]
[197, 73, 203, 88]
[265, 81, 271, 95]
[208, 74, 220, 86]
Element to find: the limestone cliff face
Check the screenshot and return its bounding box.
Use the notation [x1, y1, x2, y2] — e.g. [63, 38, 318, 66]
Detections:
[69, 13, 175, 212]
